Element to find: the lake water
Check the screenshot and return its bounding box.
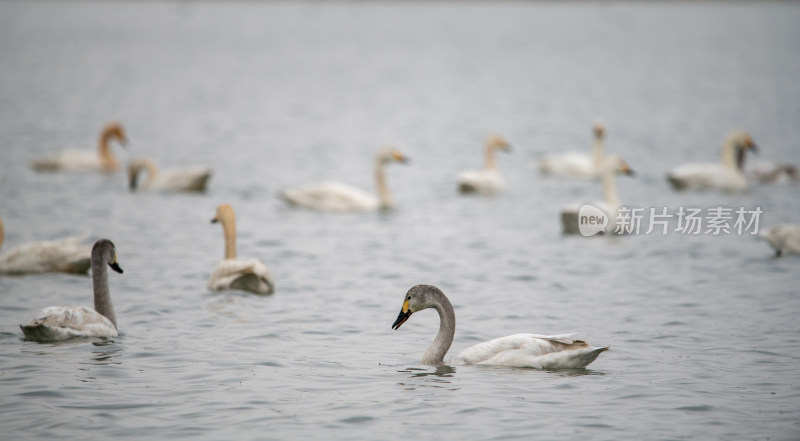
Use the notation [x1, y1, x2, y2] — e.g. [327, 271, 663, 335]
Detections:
[1, 1, 799, 440]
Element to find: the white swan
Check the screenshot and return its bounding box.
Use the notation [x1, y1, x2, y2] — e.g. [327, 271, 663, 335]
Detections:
[0, 216, 91, 275]
[279, 147, 409, 212]
[538, 122, 606, 178]
[31, 122, 129, 173]
[20, 239, 123, 342]
[208, 204, 274, 295]
[666, 130, 758, 191]
[128, 157, 212, 193]
[457, 134, 511, 195]
[747, 161, 798, 185]
[392, 285, 608, 368]
[561, 156, 635, 235]
[759, 225, 800, 257]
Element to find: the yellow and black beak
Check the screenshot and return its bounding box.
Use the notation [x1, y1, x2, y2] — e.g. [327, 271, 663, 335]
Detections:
[109, 255, 123, 274]
[391, 299, 412, 330]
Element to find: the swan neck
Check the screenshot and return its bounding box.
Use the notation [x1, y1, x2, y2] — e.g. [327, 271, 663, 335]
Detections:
[484, 143, 497, 171]
[221, 216, 237, 260]
[375, 159, 392, 209]
[423, 295, 456, 365]
[131, 159, 158, 190]
[0, 217, 4, 251]
[592, 137, 605, 170]
[92, 256, 117, 329]
[602, 167, 620, 210]
[720, 140, 741, 171]
[99, 132, 119, 171]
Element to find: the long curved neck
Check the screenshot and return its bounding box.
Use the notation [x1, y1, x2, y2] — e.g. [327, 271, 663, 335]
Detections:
[92, 258, 117, 329]
[99, 132, 119, 171]
[221, 217, 237, 260]
[720, 141, 740, 172]
[375, 159, 392, 209]
[592, 136, 605, 170]
[602, 167, 620, 211]
[422, 295, 456, 365]
[484, 143, 497, 171]
[0, 217, 5, 251]
[140, 159, 158, 189]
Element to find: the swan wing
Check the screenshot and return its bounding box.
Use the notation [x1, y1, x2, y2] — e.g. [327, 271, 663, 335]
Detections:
[208, 258, 274, 295]
[760, 225, 800, 256]
[279, 182, 377, 212]
[667, 163, 746, 191]
[0, 237, 91, 274]
[20, 306, 117, 342]
[457, 169, 504, 195]
[153, 167, 212, 192]
[31, 150, 103, 172]
[451, 333, 608, 369]
[538, 153, 594, 178]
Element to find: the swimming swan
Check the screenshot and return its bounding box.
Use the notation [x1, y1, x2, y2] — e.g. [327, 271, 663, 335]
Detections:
[279, 147, 409, 212]
[560, 156, 635, 235]
[747, 161, 798, 184]
[539, 122, 606, 179]
[31, 122, 129, 173]
[457, 134, 511, 195]
[0, 216, 91, 275]
[128, 157, 212, 192]
[759, 225, 800, 257]
[20, 239, 123, 342]
[208, 204, 274, 295]
[392, 284, 608, 368]
[666, 130, 757, 192]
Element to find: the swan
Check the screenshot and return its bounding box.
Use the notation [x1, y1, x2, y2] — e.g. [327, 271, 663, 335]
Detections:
[666, 130, 758, 191]
[747, 161, 798, 184]
[20, 239, 123, 342]
[457, 134, 511, 195]
[0, 216, 91, 275]
[208, 204, 274, 295]
[392, 285, 608, 368]
[538, 122, 606, 178]
[759, 225, 800, 257]
[279, 147, 409, 212]
[128, 157, 212, 193]
[560, 156, 635, 235]
[31, 122, 129, 173]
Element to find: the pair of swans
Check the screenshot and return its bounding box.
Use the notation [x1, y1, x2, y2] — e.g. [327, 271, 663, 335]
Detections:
[0, 217, 91, 275]
[31, 122, 128, 173]
[760, 225, 800, 257]
[457, 134, 511, 195]
[560, 156, 635, 235]
[666, 130, 758, 192]
[538, 122, 607, 179]
[392, 285, 607, 369]
[20, 239, 123, 342]
[280, 147, 409, 212]
[208, 204, 274, 295]
[128, 157, 212, 193]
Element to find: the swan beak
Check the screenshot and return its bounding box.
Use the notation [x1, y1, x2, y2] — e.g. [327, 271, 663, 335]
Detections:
[392, 299, 412, 330]
[109, 259, 123, 274]
[625, 168, 636, 177]
[211, 217, 218, 224]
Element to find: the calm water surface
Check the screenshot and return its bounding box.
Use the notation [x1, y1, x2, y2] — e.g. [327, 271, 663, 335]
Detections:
[1, 1, 799, 440]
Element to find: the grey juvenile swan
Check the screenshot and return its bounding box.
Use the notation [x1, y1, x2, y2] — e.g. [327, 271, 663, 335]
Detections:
[20, 239, 123, 342]
[392, 285, 608, 368]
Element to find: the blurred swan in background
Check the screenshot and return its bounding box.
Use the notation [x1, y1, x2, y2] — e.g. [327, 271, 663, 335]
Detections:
[666, 130, 757, 191]
[538, 121, 606, 178]
[279, 147, 409, 212]
[128, 157, 212, 193]
[759, 225, 800, 257]
[31, 122, 128, 173]
[457, 134, 511, 195]
[747, 161, 798, 185]
[208, 204, 274, 295]
[0, 216, 91, 275]
[20, 239, 123, 342]
[392, 284, 608, 368]
[560, 156, 635, 235]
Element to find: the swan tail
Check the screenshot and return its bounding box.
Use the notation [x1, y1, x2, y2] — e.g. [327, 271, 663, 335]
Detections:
[666, 174, 688, 190]
[31, 158, 61, 172]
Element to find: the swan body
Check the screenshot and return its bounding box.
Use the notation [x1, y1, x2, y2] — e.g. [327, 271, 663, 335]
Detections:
[31, 122, 128, 173]
[20, 239, 123, 342]
[128, 157, 211, 192]
[457, 134, 510, 195]
[0, 217, 91, 275]
[666, 130, 757, 192]
[392, 284, 607, 369]
[747, 161, 798, 185]
[561, 156, 635, 235]
[759, 225, 800, 257]
[208, 204, 274, 295]
[539, 122, 606, 179]
[280, 147, 409, 212]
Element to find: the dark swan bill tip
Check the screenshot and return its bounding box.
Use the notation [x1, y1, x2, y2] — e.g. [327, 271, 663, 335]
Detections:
[109, 262, 123, 274]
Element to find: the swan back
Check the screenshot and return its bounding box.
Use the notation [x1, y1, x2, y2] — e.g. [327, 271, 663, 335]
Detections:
[760, 225, 800, 257]
[0, 216, 91, 275]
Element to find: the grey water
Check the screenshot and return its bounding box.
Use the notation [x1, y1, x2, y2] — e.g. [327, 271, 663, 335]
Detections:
[1, 1, 799, 440]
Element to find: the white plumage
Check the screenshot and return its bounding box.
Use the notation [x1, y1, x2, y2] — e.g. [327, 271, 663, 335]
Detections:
[0, 217, 91, 275]
[128, 157, 211, 193]
[457, 134, 510, 195]
[759, 225, 800, 257]
[31, 122, 128, 173]
[538, 122, 606, 179]
[666, 130, 757, 192]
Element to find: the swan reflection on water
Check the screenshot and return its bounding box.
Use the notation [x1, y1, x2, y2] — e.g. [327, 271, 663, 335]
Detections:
[399, 365, 456, 379]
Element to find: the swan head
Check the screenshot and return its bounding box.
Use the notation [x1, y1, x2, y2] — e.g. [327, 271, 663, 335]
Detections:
[102, 122, 129, 146]
[487, 134, 511, 152]
[92, 239, 123, 274]
[211, 203, 236, 226]
[593, 121, 606, 140]
[392, 284, 445, 330]
[377, 147, 410, 165]
[604, 155, 635, 177]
